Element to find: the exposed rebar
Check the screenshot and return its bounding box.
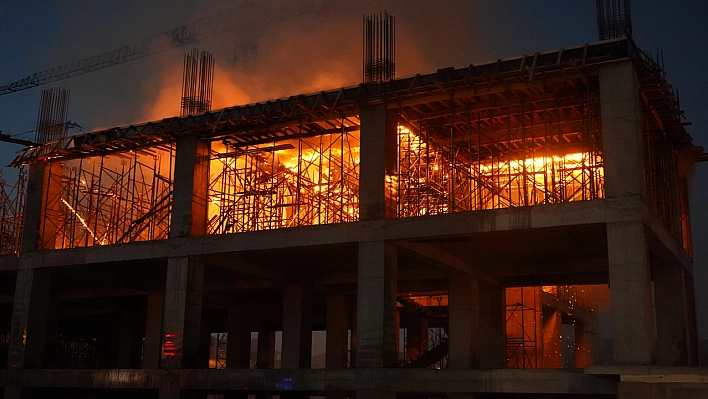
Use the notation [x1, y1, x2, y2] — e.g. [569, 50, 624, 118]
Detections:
[596, 0, 632, 40]
[35, 87, 70, 144]
[181, 49, 215, 116]
[363, 11, 396, 83]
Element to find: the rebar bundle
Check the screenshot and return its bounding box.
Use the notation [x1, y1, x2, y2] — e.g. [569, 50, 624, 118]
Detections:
[181, 49, 214, 116]
[596, 0, 632, 40]
[363, 11, 396, 83]
[35, 87, 69, 144]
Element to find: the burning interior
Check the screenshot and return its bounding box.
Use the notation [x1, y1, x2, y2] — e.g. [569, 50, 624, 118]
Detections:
[41, 146, 174, 249]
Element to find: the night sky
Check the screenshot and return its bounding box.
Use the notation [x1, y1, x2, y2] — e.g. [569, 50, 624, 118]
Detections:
[1, 1, 706, 338]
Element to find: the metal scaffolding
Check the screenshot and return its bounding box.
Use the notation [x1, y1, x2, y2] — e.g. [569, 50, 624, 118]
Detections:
[208, 118, 360, 234]
[506, 287, 538, 369]
[0, 168, 26, 255]
[392, 80, 604, 217]
[42, 146, 174, 249]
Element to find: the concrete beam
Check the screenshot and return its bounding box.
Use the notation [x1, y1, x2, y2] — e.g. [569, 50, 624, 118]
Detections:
[24, 198, 637, 269]
[201, 254, 285, 282]
[397, 241, 473, 275]
[0, 368, 619, 395]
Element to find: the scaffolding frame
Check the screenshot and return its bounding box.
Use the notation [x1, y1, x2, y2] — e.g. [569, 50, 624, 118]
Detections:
[393, 80, 604, 217]
[42, 146, 174, 249]
[208, 117, 360, 235]
[506, 287, 538, 369]
[0, 168, 26, 255]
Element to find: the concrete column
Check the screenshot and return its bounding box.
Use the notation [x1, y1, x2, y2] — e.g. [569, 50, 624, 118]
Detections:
[227, 307, 252, 369]
[326, 294, 350, 368]
[256, 330, 276, 369]
[448, 272, 480, 369]
[684, 271, 700, 365]
[356, 241, 397, 368]
[8, 268, 51, 369]
[542, 308, 562, 368]
[170, 135, 209, 237]
[607, 220, 655, 365]
[21, 161, 63, 252]
[479, 284, 506, 368]
[575, 320, 592, 368]
[359, 104, 398, 220]
[161, 257, 204, 368]
[143, 291, 164, 369]
[281, 283, 313, 369]
[350, 301, 357, 366]
[114, 312, 136, 368]
[599, 61, 645, 199]
[405, 312, 428, 362]
[653, 260, 690, 366]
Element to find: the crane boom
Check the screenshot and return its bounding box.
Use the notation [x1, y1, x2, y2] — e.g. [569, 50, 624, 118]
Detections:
[0, 1, 319, 96]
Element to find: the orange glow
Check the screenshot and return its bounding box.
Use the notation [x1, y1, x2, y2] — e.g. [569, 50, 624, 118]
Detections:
[60, 198, 97, 243]
[208, 129, 360, 234]
[393, 126, 604, 217]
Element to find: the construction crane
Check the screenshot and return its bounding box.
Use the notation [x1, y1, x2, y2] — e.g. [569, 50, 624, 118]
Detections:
[0, 0, 323, 96]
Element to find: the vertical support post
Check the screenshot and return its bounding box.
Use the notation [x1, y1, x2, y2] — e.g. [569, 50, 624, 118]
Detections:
[170, 136, 209, 237]
[479, 284, 506, 368]
[227, 307, 252, 369]
[144, 291, 164, 369]
[8, 268, 51, 369]
[256, 330, 276, 369]
[599, 61, 645, 199]
[575, 320, 592, 368]
[356, 241, 397, 368]
[448, 272, 480, 369]
[607, 220, 654, 364]
[113, 312, 136, 368]
[359, 104, 398, 220]
[326, 295, 350, 369]
[161, 257, 204, 368]
[542, 308, 563, 368]
[600, 60, 655, 365]
[684, 271, 700, 365]
[281, 283, 313, 369]
[404, 311, 428, 362]
[653, 260, 690, 365]
[21, 161, 62, 252]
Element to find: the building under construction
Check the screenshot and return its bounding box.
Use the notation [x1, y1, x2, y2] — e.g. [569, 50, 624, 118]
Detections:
[0, 10, 705, 398]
